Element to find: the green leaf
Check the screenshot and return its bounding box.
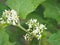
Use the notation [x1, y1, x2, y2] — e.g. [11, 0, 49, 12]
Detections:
[48, 31, 60, 45]
[29, 38, 39, 45]
[0, 29, 15, 45]
[6, 25, 27, 45]
[42, 0, 60, 24]
[46, 18, 57, 33]
[26, 13, 45, 24]
[6, 0, 45, 19]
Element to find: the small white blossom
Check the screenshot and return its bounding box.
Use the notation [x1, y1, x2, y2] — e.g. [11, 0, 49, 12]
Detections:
[11, 10, 17, 16]
[32, 27, 39, 35]
[28, 23, 32, 29]
[24, 33, 32, 41]
[0, 18, 6, 24]
[36, 34, 42, 40]
[2, 9, 19, 25]
[32, 19, 37, 23]
[0, 20, 6, 24]
[39, 24, 47, 30]
[26, 19, 38, 29]
[32, 30, 38, 35]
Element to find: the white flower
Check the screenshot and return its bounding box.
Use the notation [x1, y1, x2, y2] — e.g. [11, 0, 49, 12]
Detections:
[32, 30, 38, 35]
[32, 19, 37, 23]
[0, 20, 6, 24]
[28, 24, 32, 29]
[36, 34, 42, 40]
[32, 27, 39, 35]
[26, 19, 38, 29]
[39, 24, 47, 30]
[13, 20, 16, 25]
[25, 19, 47, 40]
[11, 10, 17, 16]
[24, 34, 32, 41]
[2, 9, 19, 25]
[0, 18, 6, 24]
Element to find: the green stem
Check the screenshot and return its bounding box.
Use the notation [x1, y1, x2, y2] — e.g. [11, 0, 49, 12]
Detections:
[39, 37, 42, 45]
[17, 23, 27, 32]
[39, 40, 40, 45]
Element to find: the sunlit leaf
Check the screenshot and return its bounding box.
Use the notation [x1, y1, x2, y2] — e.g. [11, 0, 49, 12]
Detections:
[6, 0, 45, 19]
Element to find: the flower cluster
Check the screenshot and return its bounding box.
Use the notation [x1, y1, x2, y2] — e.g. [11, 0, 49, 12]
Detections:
[24, 19, 47, 41]
[0, 10, 47, 41]
[0, 10, 19, 25]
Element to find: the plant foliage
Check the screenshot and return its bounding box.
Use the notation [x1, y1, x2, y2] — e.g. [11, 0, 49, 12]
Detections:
[0, 0, 60, 45]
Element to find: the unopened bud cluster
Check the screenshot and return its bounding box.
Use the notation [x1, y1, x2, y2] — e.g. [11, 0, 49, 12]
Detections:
[0, 10, 19, 25]
[24, 19, 47, 41]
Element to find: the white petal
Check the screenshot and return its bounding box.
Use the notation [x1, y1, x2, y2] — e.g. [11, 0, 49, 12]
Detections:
[13, 21, 16, 25]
